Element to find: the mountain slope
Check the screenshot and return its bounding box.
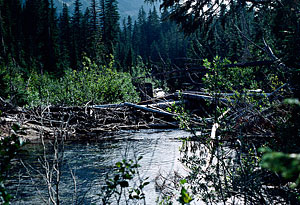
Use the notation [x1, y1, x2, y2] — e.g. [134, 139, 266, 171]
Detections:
[53, 0, 159, 20]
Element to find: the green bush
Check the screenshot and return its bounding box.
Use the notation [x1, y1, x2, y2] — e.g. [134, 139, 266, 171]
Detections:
[202, 56, 283, 93]
[2, 56, 139, 107]
[260, 148, 300, 189]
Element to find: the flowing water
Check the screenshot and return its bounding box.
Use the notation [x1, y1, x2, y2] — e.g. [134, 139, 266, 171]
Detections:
[6, 129, 191, 204]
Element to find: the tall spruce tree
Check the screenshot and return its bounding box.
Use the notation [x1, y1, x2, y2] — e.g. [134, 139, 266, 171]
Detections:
[58, 3, 71, 69]
[137, 7, 147, 59]
[82, 8, 91, 54]
[103, 0, 120, 55]
[0, 0, 23, 64]
[70, 0, 82, 69]
[89, 0, 100, 60]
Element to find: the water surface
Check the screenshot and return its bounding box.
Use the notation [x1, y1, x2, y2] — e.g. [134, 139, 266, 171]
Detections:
[7, 129, 191, 204]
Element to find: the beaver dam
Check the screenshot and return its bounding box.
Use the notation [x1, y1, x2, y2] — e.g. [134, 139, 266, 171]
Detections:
[0, 89, 277, 142]
[1, 83, 298, 204]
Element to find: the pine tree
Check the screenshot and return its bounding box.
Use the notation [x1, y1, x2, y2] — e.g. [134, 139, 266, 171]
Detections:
[90, 0, 98, 33]
[22, 0, 40, 66]
[0, 0, 5, 62]
[0, 0, 23, 64]
[132, 20, 139, 60]
[58, 3, 71, 68]
[82, 8, 91, 54]
[137, 7, 147, 59]
[147, 7, 160, 61]
[126, 16, 133, 44]
[70, 0, 83, 69]
[99, 0, 105, 38]
[48, 0, 59, 72]
[103, 0, 120, 55]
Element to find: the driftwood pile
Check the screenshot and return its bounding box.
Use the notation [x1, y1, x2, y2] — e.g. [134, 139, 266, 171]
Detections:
[0, 87, 283, 142]
[0, 94, 199, 141]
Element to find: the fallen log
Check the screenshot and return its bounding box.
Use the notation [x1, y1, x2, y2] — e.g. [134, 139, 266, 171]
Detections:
[147, 100, 184, 109]
[177, 92, 233, 103]
[92, 103, 126, 109]
[124, 102, 176, 118]
[137, 94, 176, 105]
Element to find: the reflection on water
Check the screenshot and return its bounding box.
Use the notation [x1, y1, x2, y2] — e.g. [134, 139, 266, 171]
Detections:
[6, 129, 191, 204]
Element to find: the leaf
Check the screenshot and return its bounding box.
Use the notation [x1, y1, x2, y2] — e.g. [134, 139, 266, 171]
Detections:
[284, 98, 300, 105]
[115, 162, 122, 168]
[143, 181, 150, 186]
[179, 179, 187, 185]
[179, 187, 193, 204]
[123, 173, 133, 180]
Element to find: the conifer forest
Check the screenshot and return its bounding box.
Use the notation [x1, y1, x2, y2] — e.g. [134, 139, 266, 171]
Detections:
[0, 0, 300, 204]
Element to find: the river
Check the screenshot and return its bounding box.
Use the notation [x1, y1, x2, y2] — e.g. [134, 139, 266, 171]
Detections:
[6, 129, 192, 204]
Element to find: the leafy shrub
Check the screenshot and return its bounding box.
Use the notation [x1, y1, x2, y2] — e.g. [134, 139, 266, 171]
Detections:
[260, 148, 300, 189]
[100, 156, 149, 204]
[0, 64, 28, 106]
[131, 56, 168, 91]
[3, 56, 139, 107]
[202, 56, 283, 93]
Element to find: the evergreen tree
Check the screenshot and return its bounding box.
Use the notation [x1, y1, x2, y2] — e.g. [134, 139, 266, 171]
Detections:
[58, 3, 71, 69]
[46, 0, 59, 72]
[132, 20, 139, 60]
[268, 0, 300, 68]
[147, 7, 160, 61]
[82, 8, 91, 54]
[103, 0, 120, 55]
[90, 0, 98, 33]
[22, 0, 40, 66]
[89, 0, 102, 60]
[22, 0, 59, 73]
[126, 16, 133, 44]
[0, 0, 23, 64]
[99, 0, 105, 37]
[70, 0, 83, 69]
[137, 7, 147, 59]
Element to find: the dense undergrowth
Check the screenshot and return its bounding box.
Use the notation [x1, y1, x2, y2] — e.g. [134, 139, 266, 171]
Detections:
[0, 56, 140, 107]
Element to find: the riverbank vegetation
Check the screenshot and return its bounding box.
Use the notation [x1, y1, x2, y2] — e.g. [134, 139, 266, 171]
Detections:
[1, 0, 300, 204]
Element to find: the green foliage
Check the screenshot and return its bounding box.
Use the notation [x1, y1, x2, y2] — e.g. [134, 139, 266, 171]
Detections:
[130, 56, 164, 89]
[100, 156, 149, 204]
[5, 56, 139, 107]
[131, 56, 153, 84]
[0, 64, 28, 105]
[201, 57, 283, 117]
[259, 98, 300, 191]
[260, 148, 300, 189]
[202, 57, 260, 93]
[284, 98, 300, 106]
[167, 93, 191, 129]
[0, 124, 25, 204]
[178, 179, 193, 204]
